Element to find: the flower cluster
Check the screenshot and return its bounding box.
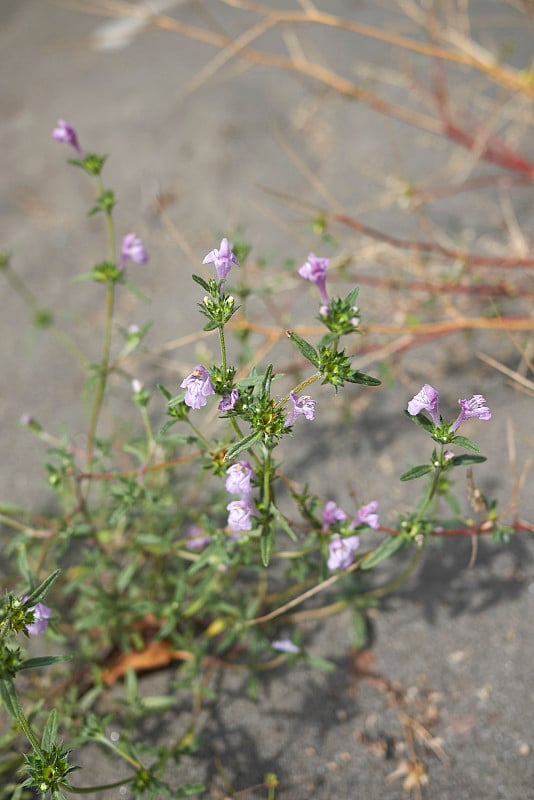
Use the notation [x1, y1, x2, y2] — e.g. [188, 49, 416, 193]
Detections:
[322, 500, 379, 570]
[225, 461, 257, 532]
[407, 384, 491, 434]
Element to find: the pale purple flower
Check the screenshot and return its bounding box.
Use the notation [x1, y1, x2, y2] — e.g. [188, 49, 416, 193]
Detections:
[52, 119, 83, 157]
[327, 534, 360, 570]
[286, 391, 316, 426]
[202, 238, 238, 281]
[272, 639, 300, 654]
[352, 500, 379, 530]
[218, 389, 239, 412]
[181, 365, 215, 409]
[25, 601, 52, 636]
[322, 501, 347, 531]
[186, 525, 212, 550]
[119, 233, 149, 268]
[407, 384, 441, 426]
[225, 461, 256, 497]
[227, 498, 256, 532]
[450, 395, 491, 433]
[298, 253, 330, 305]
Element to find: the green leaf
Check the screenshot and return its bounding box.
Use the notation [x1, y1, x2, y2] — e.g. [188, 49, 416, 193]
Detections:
[141, 696, 178, 713]
[191, 274, 210, 292]
[157, 383, 172, 401]
[260, 527, 273, 567]
[176, 785, 206, 797]
[286, 331, 319, 367]
[404, 409, 434, 432]
[270, 502, 297, 542]
[399, 464, 433, 481]
[41, 709, 58, 751]
[450, 435, 480, 453]
[305, 654, 336, 671]
[361, 535, 407, 570]
[0, 679, 20, 722]
[347, 371, 381, 386]
[345, 285, 360, 306]
[450, 454, 487, 467]
[19, 656, 72, 671]
[225, 431, 262, 461]
[24, 569, 61, 606]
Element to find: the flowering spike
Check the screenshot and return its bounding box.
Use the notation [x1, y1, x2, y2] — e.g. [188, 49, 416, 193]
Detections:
[52, 118, 84, 157]
[202, 237, 238, 281]
[407, 384, 441, 426]
[180, 365, 215, 409]
[298, 253, 330, 305]
[450, 394, 491, 432]
[286, 391, 316, 426]
[327, 534, 360, 570]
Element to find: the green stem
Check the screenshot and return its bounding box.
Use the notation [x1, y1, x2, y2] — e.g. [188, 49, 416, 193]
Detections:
[412, 444, 445, 525]
[218, 326, 227, 375]
[85, 282, 115, 468]
[276, 371, 321, 409]
[358, 540, 427, 600]
[64, 777, 135, 794]
[0, 679, 41, 754]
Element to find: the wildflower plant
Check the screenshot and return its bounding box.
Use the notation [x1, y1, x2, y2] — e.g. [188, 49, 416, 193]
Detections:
[0, 119, 526, 798]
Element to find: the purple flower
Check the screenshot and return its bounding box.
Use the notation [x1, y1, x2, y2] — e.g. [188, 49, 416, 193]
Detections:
[327, 534, 360, 570]
[286, 391, 316, 426]
[407, 384, 441, 426]
[119, 233, 149, 268]
[298, 253, 330, 305]
[322, 501, 347, 531]
[352, 500, 379, 530]
[52, 119, 83, 157]
[25, 601, 52, 636]
[450, 395, 491, 433]
[272, 639, 300, 654]
[227, 498, 256, 532]
[181, 365, 215, 409]
[186, 525, 212, 550]
[202, 238, 238, 281]
[225, 461, 256, 497]
[218, 389, 239, 412]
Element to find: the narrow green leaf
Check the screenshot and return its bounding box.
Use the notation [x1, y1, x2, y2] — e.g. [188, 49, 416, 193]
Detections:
[450, 454, 487, 467]
[157, 383, 172, 401]
[192, 274, 210, 292]
[345, 285, 360, 305]
[225, 431, 262, 461]
[404, 409, 435, 432]
[450, 435, 480, 453]
[361, 535, 407, 570]
[0, 679, 20, 722]
[260, 528, 273, 567]
[19, 656, 72, 671]
[41, 709, 58, 751]
[399, 464, 433, 481]
[270, 502, 297, 542]
[286, 331, 319, 367]
[176, 785, 206, 797]
[24, 570, 61, 607]
[347, 371, 381, 386]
